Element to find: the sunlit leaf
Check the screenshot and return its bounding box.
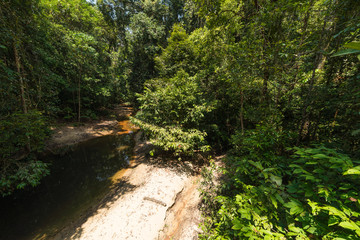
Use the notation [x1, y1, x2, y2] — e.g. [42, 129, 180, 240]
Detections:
[344, 42, 360, 50]
[332, 49, 360, 57]
[339, 221, 360, 231]
[343, 166, 360, 175]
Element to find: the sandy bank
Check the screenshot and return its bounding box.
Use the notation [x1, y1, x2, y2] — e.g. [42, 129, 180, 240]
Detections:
[45, 105, 134, 151]
[53, 132, 203, 240]
[44, 105, 204, 240]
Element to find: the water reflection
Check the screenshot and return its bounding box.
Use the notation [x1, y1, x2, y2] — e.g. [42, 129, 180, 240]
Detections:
[0, 134, 134, 240]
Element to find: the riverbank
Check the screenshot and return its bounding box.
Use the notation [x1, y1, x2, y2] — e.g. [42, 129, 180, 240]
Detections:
[53, 131, 204, 240]
[43, 104, 204, 240]
[45, 104, 134, 151]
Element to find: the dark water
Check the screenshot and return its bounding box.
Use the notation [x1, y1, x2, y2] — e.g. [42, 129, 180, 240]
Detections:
[0, 134, 135, 240]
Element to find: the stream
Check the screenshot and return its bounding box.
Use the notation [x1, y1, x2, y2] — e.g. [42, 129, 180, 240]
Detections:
[0, 131, 135, 240]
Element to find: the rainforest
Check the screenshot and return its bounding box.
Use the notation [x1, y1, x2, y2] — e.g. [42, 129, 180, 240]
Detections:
[1, 0, 360, 239]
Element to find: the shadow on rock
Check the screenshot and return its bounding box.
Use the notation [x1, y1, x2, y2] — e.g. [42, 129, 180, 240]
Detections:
[54, 178, 137, 240]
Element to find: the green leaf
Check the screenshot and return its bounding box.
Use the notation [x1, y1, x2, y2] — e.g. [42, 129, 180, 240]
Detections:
[328, 215, 340, 226]
[312, 153, 328, 159]
[269, 195, 278, 209]
[263, 168, 276, 172]
[332, 49, 360, 57]
[322, 205, 347, 219]
[338, 221, 360, 231]
[274, 193, 285, 204]
[17, 182, 26, 189]
[344, 42, 360, 50]
[352, 129, 360, 136]
[306, 226, 317, 234]
[249, 160, 264, 171]
[284, 200, 304, 215]
[301, 174, 316, 182]
[288, 223, 303, 233]
[232, 218, 242, 230]
[270, 175, 282, 186]
[343, 166, 360, 175]
[239, 209, 251, 220]
[293, 168, 304, 174]
[305, 161, 318, 165]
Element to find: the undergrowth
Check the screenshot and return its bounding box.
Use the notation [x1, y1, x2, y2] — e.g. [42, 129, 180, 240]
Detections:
[200, 124, 360, 239]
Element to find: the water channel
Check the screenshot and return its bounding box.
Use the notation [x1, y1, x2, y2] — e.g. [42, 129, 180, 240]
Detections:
[0, 128, 135, 239]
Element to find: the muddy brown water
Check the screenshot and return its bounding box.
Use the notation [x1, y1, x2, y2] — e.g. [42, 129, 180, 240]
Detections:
[0, 132, 135, 240]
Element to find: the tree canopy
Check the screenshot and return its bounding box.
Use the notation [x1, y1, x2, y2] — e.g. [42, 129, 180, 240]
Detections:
[1, 0, 360, 238]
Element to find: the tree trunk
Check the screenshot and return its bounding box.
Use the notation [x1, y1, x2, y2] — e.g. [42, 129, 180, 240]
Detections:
[254, 0, 260, 11]
[78, 76, 81, 122]
[240, 90, 244, 135]
[262, 69, 269, 101]
[13, 41, 27, 114]
[78, 66, 82, 122]
[13, 40, 30, 152]
[297, 17, 333, 143]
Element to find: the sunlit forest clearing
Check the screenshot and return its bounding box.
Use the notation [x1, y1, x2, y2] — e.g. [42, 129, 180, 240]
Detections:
[1, 0, 360, 239]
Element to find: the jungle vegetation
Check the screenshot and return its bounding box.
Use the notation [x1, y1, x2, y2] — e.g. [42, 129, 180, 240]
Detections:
[1, 0, 360, 238]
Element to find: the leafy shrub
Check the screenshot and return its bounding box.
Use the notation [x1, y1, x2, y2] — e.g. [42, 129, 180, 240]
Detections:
[285, 146, 360, 239]
[131, 118, 209, 156]
[230, 123, 295, 166]
[201, 127, 360, 239]
[132, 70, 213, 156]
[0, 111, 50, 196]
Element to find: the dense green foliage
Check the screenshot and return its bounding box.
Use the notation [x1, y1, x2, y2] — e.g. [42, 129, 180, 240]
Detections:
[129, 0, 360, 238]
[201, 129, 360, 239]
[0, 0, 118, 195]
[0, 0, 186, 195]
[132, 70, 213, 155]
[1, 0, 360, 237]
[0, 111, 50, 196]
